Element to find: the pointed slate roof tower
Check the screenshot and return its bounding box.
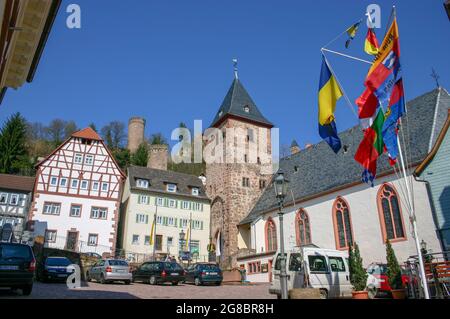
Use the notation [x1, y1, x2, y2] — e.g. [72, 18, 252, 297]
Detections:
[210, 78, 273, 128]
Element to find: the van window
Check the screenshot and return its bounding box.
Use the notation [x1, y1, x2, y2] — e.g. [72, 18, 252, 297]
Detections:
[274, 253, 286, 270]
[289, 253, 302, 271]
[308, 255, 328, 273]
[329, 256, 346, 272]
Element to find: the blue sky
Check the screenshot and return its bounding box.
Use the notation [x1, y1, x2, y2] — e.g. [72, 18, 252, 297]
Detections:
[1, 0, 449, 149]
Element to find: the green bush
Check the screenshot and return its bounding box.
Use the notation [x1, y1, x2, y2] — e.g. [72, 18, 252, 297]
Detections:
[385, 240, 403, 290]
[348, 243, 367, 291]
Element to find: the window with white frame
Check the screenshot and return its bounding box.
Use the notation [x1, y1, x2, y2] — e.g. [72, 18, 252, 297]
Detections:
[70, 204, 82, 217]
[88, 234, 98, 246]
[144, 236, 151, 246]
[101, 182, 109, 191]
[156, 215, 163, 225]
[156, 197, 164, 207]
[192, 202, 203, 211]
[85, 155, 94, 165]
[43, 202, 61, 215]
[0, 193, 7, 204]
[9, 194, 18, 206]
[60, 178, 68, 187]
[50, 177, 58, 186]
[167, 217, 175, 226]
[74, 153, 83, 164]
[167, 237, 173, 246]
[80, 180, 89, 190]
[136, 179, 149, 188]
[136, 214, 148, 224]
[138, 195, 149, 205]
[132, 235, 140, 245]
[166, 183, 177, 192]
[181, 201, 190, 210]
[92, 182, 99, 191]
[168, 199, 177, 208]
[45, 230, 57, 243]
[90, 207, 107, 219]
[192, 220, 202, 230]
[191, 187, 199, 196]
[71, 179, 79, 189]
[181, 219, 189, 228]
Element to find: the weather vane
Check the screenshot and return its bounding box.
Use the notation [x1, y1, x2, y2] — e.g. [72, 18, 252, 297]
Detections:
[232, 58, 238, 79]
[431, 68, 440, 88]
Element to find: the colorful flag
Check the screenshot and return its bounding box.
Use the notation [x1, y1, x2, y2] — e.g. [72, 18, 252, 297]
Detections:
[382, 79, 405, 164]
[356, 87, 379, 128]
[149, 215, 155, 245]
[354, 108, 385, 186]
[364, 18, 401, 107]
[318, 55, 343, 153]
[364, 28, 379, 55]
[345, 21, 361, 48]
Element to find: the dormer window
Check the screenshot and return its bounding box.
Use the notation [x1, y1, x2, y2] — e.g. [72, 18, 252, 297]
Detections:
[136, 179, 149, 188]
[191, 187, 199, 196]
[243, 105, 250, 113]
[166, 183, 177, 193]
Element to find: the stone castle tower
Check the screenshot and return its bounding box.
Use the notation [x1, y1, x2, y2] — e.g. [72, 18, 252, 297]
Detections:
[206, 75, 273, 268]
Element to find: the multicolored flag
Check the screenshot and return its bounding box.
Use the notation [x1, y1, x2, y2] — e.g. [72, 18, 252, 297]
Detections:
[364, 18, 401, 107]
[356, 87, 379, 128]
[382, 79, 405, 164]
[364, 28, 379, 55]
[318, 55, 343, 153]
[345, 20, 361, 48]
[354, 108, 385, 186]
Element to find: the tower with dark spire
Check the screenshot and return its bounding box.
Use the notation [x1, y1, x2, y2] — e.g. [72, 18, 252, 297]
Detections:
[206, 62, 273, 267]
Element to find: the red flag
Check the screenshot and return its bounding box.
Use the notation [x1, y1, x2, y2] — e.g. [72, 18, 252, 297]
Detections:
[364, 29, 379, 55]
[356, 88, 378, 119]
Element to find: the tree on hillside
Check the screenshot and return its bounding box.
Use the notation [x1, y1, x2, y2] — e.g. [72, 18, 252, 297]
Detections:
[64, 120, 78, 139]
[88, 122, 97, 132]
[131, 143, 148, 167]
[101, 121, 126, 149]
[45, 119, 66, 146]
[149, 132, 167, 145]
[0, 113, 32, 174]
[112, 148, 130, 170]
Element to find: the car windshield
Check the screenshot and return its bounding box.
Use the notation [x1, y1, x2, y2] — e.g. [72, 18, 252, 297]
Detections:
[164, 262, 183, 271]
[108, 260, 128, 266]
[0, 244, 31, 261]
[46, 258, 71, 266]
[367, 264, 388, 275]
[199, 264, 220, 271]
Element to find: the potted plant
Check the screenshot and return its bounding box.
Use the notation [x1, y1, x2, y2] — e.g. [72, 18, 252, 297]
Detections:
[385, 240, 405, 299]
[349, 243, 369, 299]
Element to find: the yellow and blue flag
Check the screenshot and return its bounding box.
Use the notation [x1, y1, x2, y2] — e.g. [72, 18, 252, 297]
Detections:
[345, 20, 361, 48]
[318, 56, 343, 153]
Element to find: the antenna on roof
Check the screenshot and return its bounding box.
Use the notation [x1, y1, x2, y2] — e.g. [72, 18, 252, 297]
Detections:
[431, 68, 440, 88]
[232, 58, 238, 80]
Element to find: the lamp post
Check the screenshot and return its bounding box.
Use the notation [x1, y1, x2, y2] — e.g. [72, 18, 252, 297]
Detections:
[179, 229, 185, 263]
[273, 170, 289, 300]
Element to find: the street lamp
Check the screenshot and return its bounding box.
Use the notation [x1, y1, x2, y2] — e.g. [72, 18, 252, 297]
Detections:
[179, 230, 185, 261]
[273, 170, 289, 299]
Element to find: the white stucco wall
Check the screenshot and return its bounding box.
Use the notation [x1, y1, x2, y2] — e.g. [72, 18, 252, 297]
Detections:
[245, 172, 440, 275]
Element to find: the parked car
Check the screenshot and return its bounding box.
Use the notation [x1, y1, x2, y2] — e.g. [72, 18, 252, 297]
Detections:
[132, 261, 185, 285]
[0, 243, 35, 295]
[86, 259, 132, 284]
[269, 245, 352, 299]
[185, 263, 222, 286]
[41, 257, 74, 282]
[366, 262, 410, 298]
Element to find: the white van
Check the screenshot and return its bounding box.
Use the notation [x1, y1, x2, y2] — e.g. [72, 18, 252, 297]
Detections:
[269, 245, 352, 299]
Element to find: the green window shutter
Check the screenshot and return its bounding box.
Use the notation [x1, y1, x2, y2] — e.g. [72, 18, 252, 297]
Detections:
[154, 197, 158, 205]
[200, 221, 204, 230]
[174, 218, 178, 227]
[164, 198, 168, 207]
[135, 214, 139, 223]
[163, 217, 168, 225]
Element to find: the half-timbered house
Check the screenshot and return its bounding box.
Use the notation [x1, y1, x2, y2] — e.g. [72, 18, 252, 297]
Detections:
[29, 127, 125, 256]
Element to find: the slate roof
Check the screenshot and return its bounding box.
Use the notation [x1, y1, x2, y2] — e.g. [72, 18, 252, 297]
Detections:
[210, 78, 273, 128]
[0, 174, 35, 193]
[240, 87, 450, 225]
[127, 166, 209, 201]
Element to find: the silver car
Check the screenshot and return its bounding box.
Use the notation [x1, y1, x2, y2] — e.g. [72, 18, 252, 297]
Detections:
[86, 259, 132, 284]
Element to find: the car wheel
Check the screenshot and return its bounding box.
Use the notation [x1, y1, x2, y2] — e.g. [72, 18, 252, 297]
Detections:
[172, 281, 179, 286]
[319, 289, 328, 299]
[100, 274, 107, 284]
[194, 277, 201, 286]
[125, 280, 131, 285]
[22, 284, 33, 296]
[215, 282, 222, 286]
[149, 276, 157, 285]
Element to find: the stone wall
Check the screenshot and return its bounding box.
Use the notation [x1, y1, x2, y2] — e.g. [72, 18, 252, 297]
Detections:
[148, 144, 168, 170]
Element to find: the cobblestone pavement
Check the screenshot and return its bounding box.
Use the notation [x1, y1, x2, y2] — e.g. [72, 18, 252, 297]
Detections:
[0, 281, 276, 299]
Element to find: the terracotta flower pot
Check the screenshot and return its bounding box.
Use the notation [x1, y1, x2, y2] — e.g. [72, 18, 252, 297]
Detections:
[391, 289, 406, 299]
[352, 291, 369, 299]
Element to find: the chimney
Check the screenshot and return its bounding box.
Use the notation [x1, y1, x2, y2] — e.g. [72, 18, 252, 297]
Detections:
[290, 140, 300, 155]
[147, 144, 168, 170]
[127, 117, 145, 153]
